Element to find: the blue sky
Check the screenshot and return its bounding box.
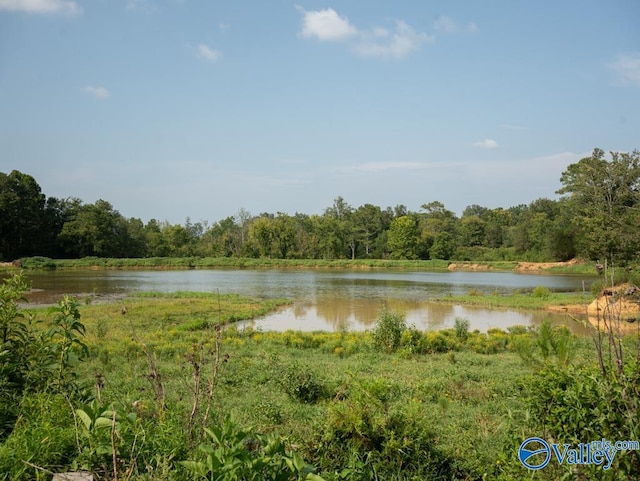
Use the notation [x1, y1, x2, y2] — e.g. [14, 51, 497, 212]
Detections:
[1, 0, 639, 224]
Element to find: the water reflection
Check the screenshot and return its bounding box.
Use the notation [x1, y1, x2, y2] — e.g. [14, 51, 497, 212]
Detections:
[16, 268, 595, 334]
[242, 300, 590, 335]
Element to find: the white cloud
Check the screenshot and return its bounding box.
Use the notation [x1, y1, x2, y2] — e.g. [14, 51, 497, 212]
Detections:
[433, 15, 478, 34]
[83, 85, 110, 99]
[196, 44, 222, 62]
[0, 0, 80, 15]
[353, 21, 433, 59]
[219, 21, 230, 32]
[297, 6, 358, 42]
[609, 52, 640, 88]
[296, 7, 431, 59]
[472, 139, 499, 149]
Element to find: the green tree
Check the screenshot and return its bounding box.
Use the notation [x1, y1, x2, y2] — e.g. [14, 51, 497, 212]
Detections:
[429, 231, 456, 260]
[387, 216, 418, 259]
[271, 213, 297, 258]
[418, 201, 458, 259]
[144, 219, 169, 256]
[557, 148, 640, 262]
[202, 216, 242, 257]
[323, 197, 353, 259]
[457, 215, 486, 247]
[0, 170, 47, 260]
[58, 199, 132, 257]
[352, 204, 385, 258]
[162, 223, 195, 257]
[247, 216, 275, 258]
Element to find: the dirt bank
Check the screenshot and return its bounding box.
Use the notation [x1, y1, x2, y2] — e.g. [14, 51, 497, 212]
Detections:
[447, 263, 493, 271]
[514, 259, 580, 272]
[546, 283, 639, 332]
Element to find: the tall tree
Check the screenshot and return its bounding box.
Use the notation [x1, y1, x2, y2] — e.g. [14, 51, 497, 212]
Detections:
[387, 215, 418, 259]
[353, 204, 384, 257]
[0, 170, 46, 260]
[558, 148, 640, 262]
[58, 199, 131, 257]
[418, 201, 458, 259]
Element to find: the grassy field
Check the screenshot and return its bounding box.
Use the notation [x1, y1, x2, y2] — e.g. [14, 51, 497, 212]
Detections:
[3, 289, 619, 480]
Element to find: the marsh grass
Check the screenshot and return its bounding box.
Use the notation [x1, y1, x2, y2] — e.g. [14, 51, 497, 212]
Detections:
[3, 290, 611, 480]
[434, 290, 588, 310]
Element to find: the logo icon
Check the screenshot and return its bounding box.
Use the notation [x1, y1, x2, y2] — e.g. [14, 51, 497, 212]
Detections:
[519, 437, 551, 470]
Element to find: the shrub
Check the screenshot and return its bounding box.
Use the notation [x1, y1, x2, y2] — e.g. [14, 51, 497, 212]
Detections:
[279, 361, 326, 403]
[420, 331, 459, 354]
[454, 317, 470, 341]
[531, 285, 551, 298]
[181, 416, 324, 480]
[318, 380, 456, 479]
[1, 274, 89, 440]
[399, 325, 423, 354]
[525, 364, 640, 476]
[372, 310, 406, 353]
[19, 256, 56, 269]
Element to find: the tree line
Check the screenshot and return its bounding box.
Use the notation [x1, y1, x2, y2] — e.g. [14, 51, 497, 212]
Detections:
[1, 148, 639, 264]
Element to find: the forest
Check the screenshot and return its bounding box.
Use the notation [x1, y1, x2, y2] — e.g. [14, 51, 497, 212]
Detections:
[2, 148, 639, 264]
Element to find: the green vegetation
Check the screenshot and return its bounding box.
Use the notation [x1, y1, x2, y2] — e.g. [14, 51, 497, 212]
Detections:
[3, 148, 640, 265]
[16, 256, 454, 271]
[2, 272, 640, 479]
[434, 288, 589, 311]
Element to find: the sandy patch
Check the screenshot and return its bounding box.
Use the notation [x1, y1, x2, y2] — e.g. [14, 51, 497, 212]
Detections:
[514, 259, 580, 271]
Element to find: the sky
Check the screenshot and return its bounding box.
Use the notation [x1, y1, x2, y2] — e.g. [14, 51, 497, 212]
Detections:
[1, 0, 639, 225]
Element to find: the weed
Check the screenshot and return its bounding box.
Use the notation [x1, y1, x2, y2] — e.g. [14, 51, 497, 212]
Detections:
[372, 310, 406, 353]
[454, 317, 470, 341]
[279, 361, 326, 404]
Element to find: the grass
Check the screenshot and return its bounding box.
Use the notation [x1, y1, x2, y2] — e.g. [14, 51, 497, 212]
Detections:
[17, 256, 452, 270]
[433, 290, 591, 311]
[3, 290, 607, 480]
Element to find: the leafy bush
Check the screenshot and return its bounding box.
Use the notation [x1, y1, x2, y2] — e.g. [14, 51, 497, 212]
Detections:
[19, 256, 56, 269]
[531, 285, 551, 298]
[181, 416, 324, 480]
[0, 274, 86, 439]
[279, 362, 326, 403]
[420, 330, 459, 353]
[372, 310, 406, 353]
[454, 317, 470, 341]
[525, 364, 640, 476]
[318, 380, 456, 480]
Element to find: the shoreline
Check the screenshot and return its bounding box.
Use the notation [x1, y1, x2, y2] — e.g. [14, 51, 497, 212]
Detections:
[5, 256, 597, 275]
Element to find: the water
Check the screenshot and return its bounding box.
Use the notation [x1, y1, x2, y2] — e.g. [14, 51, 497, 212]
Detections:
[18, 268, 594, 333]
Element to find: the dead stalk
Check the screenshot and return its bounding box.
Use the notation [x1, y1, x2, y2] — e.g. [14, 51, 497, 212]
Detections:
[111, 407, 118, 481]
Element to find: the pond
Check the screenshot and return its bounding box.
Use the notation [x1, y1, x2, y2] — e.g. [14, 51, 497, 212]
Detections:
[18, 268, 595, 334]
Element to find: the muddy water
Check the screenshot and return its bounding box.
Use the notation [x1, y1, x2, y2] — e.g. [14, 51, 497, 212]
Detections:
[17, 268, 595, 333]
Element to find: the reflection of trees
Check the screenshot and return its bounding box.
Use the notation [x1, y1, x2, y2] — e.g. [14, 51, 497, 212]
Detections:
[293, 302, 312, 318]
[416, 303, 455, 330]
[313, 298, 371, 331]
[312, 297, 456, 331]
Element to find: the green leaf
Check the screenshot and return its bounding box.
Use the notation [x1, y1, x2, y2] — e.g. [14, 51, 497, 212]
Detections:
[305, 474, 327, 481]
[179, 460, 208, 476]
[94, 417, 113, 430]
[75, 408, 92, 431]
